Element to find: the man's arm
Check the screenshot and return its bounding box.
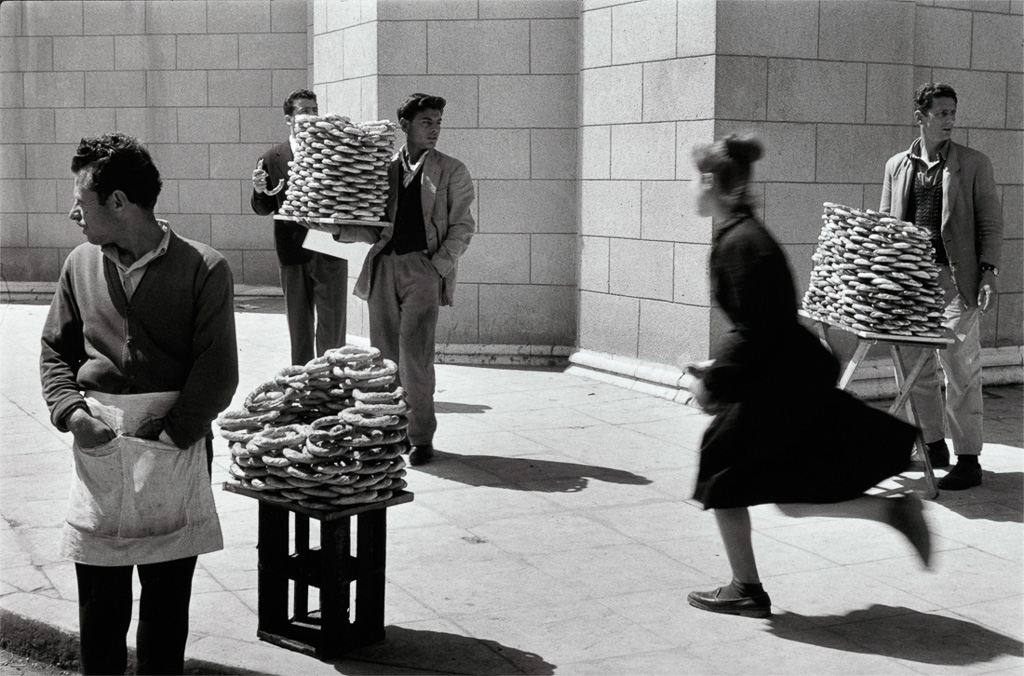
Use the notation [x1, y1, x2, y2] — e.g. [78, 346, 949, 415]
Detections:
[879, 157, 895, 214]
[251, 152, 281, 216]
[40, 266, 88, 432]
[161, 256, 240, 448]
[973, 154, 1004, 269]
[430, 162, 475, 277]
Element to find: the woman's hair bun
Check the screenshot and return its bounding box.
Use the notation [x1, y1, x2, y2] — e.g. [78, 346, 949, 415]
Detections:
[723, 133, 763, 165]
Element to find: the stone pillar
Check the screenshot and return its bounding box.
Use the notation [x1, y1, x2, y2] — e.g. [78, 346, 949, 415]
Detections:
[573, 0, 718, 394]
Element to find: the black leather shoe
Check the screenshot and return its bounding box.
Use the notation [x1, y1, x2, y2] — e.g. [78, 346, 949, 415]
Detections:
[687, 587, 771, 618]
[926, 440, 950, 469]
[937, 460, 982, 490]
[409, 444, 434, 466]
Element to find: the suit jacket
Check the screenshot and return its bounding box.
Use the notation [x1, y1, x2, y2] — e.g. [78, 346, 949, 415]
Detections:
[880, 139, 1004, 306]
[250, 141, 312, 266]
[336, 147, 475, 307]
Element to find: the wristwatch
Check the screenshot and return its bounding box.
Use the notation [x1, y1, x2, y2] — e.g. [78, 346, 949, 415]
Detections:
[980, 263, 999, 276]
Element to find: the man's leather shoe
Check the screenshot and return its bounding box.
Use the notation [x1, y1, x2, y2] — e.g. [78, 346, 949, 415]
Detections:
[409, 444, 434, 466]
[937, 460, 982, 490]
[926, 440, 950, 468]
[687, 587, 771, 618]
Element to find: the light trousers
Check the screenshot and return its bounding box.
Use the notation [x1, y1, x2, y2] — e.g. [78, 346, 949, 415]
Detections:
[280, 253, 348, 366]
[902, 265, 984, 456]
[367, 251, 440, 446]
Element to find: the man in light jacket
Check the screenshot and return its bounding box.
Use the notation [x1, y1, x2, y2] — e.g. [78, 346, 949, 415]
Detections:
[41, 133, 238, 674]
[335, 93, 475, 466]
[880, 82, 1004, 490]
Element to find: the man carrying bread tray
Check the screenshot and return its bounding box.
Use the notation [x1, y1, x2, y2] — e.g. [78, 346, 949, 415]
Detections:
[41, 133, 238, 674]
[333, 93, 476, 467]
[252, 88, 349, 366]
[880, 82, 1004, 491]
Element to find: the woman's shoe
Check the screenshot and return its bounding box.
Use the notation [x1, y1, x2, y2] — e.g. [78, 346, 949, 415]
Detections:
[687, 586, 771, 618]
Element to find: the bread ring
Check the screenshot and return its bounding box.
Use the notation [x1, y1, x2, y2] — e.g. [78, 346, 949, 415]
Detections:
[251, 424, 306, 451]
[353, 387, 405, 403]
[355, 459, 393, 475]
[340, 409, 400, 428]
[355, 400, 408, 415]
[299, 485, 337, 499]
[260, 454, 292, 467]
[329, 491, 377, 507]
[282, 447, 318, 464]
[350, 472, 385, 488]
[343, 375, 395, 389]
[303, 355, 333, 377]
[229, 463, 269, 480]
[275, 366, 309, 388]
[344, 359, 398, 380]
[285, 465, 333, 481]
[281, 488, 309, 499]
[326, 345, 380, 363]
[311, 459, 363, 475]
[222, 425, 263, 442]
[228, 436, 262, 454]
[235, 454, 267, 467]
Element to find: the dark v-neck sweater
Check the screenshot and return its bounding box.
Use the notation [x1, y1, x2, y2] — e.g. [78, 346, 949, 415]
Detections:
[41, 230, 239, 448]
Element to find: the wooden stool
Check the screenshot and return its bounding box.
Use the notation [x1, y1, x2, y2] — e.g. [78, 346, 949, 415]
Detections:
[224, 484, 413, 658]
[802, 312, 953, 499]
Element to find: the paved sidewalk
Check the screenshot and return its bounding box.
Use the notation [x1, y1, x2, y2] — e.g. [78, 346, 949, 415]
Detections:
[2, 301, 1022, 675]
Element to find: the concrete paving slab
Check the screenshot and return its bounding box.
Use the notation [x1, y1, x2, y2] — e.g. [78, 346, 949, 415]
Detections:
[2, 302, 1021, 675]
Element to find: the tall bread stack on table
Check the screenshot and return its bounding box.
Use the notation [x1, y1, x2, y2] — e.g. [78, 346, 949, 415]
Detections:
[278, 114, 396, 222]
[218, 346, 409, 510]
[802, 202, 946, 338]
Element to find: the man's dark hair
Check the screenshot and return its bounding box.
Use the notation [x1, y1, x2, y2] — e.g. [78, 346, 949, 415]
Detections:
[71, 133, 162, 211]
[397, 93, 446, 121]
[284, 89, 318, 116]
[914, 82, 957, 115]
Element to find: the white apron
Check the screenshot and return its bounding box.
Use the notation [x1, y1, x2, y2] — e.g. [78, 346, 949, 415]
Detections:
[61, 391, 224, 566]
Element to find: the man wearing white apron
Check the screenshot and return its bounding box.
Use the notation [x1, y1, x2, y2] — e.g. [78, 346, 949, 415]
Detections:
[41, 133, 239, 675]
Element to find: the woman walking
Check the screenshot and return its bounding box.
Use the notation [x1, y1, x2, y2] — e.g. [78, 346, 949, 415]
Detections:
[686, 133, 931, 619]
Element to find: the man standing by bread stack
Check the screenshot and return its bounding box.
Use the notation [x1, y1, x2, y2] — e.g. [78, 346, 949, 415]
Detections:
[252, 88, 349, 365]
[880, 82, 1004, 490]
[335, 93, 476, 466]
[41, 133, 238, 674]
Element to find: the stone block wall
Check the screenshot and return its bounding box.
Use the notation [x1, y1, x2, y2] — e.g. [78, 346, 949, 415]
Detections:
[578, 0, 1022, 377]
[0, 0, 308, 286]
[579, 0, 718, 369]
[311, 0, 579, 348]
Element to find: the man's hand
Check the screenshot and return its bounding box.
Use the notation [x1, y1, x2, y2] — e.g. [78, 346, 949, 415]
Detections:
[252, 159, 269, 194]
[134, 417, 163, 441]
[66, 407, 116, 448]
[978, 270, 997, 313]
[252, 159, 286, 196]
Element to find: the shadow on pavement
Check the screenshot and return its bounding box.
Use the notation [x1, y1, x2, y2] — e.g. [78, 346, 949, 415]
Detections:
[436, 401, 493, 414]
[336, 626, 555, 675]
[891, 471, 1024, 523]
[768, 605, 1023, 667]
[416, 450, 651, 492]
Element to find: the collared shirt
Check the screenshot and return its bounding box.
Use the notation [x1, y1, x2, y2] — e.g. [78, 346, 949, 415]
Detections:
[908, 138, 948, 188]
[400, 146, 427, 188]
[101, 220, 171, 301]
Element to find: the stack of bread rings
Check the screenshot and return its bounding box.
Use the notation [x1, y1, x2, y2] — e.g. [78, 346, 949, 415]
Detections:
[802, 202, 946, 338]
[218, 345, 409, 510]
[277, 114, 396, 222]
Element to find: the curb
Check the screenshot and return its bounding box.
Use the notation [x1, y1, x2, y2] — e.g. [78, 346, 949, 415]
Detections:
[0, 609, 267, 675]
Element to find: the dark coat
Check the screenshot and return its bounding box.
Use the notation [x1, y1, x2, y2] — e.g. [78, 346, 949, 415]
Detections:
[250, 141, 312, 266]
[693, 209, 916, 509]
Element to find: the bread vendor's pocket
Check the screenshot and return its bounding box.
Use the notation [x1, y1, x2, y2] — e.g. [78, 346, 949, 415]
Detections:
[117, 436, 191, 539]
[68, 437, 124, 537]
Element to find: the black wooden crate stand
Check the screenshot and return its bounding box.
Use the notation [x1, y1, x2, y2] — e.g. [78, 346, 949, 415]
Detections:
[224, 484, 413, 658]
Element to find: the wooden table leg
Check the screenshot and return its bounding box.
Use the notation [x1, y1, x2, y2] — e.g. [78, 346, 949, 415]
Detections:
[257, 502, 290, 636]
[891, 345, 939, 499]
[838, 341, 872, 391]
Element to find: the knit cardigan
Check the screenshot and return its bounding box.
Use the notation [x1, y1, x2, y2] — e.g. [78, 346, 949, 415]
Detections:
[40, 230, 239, 449]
